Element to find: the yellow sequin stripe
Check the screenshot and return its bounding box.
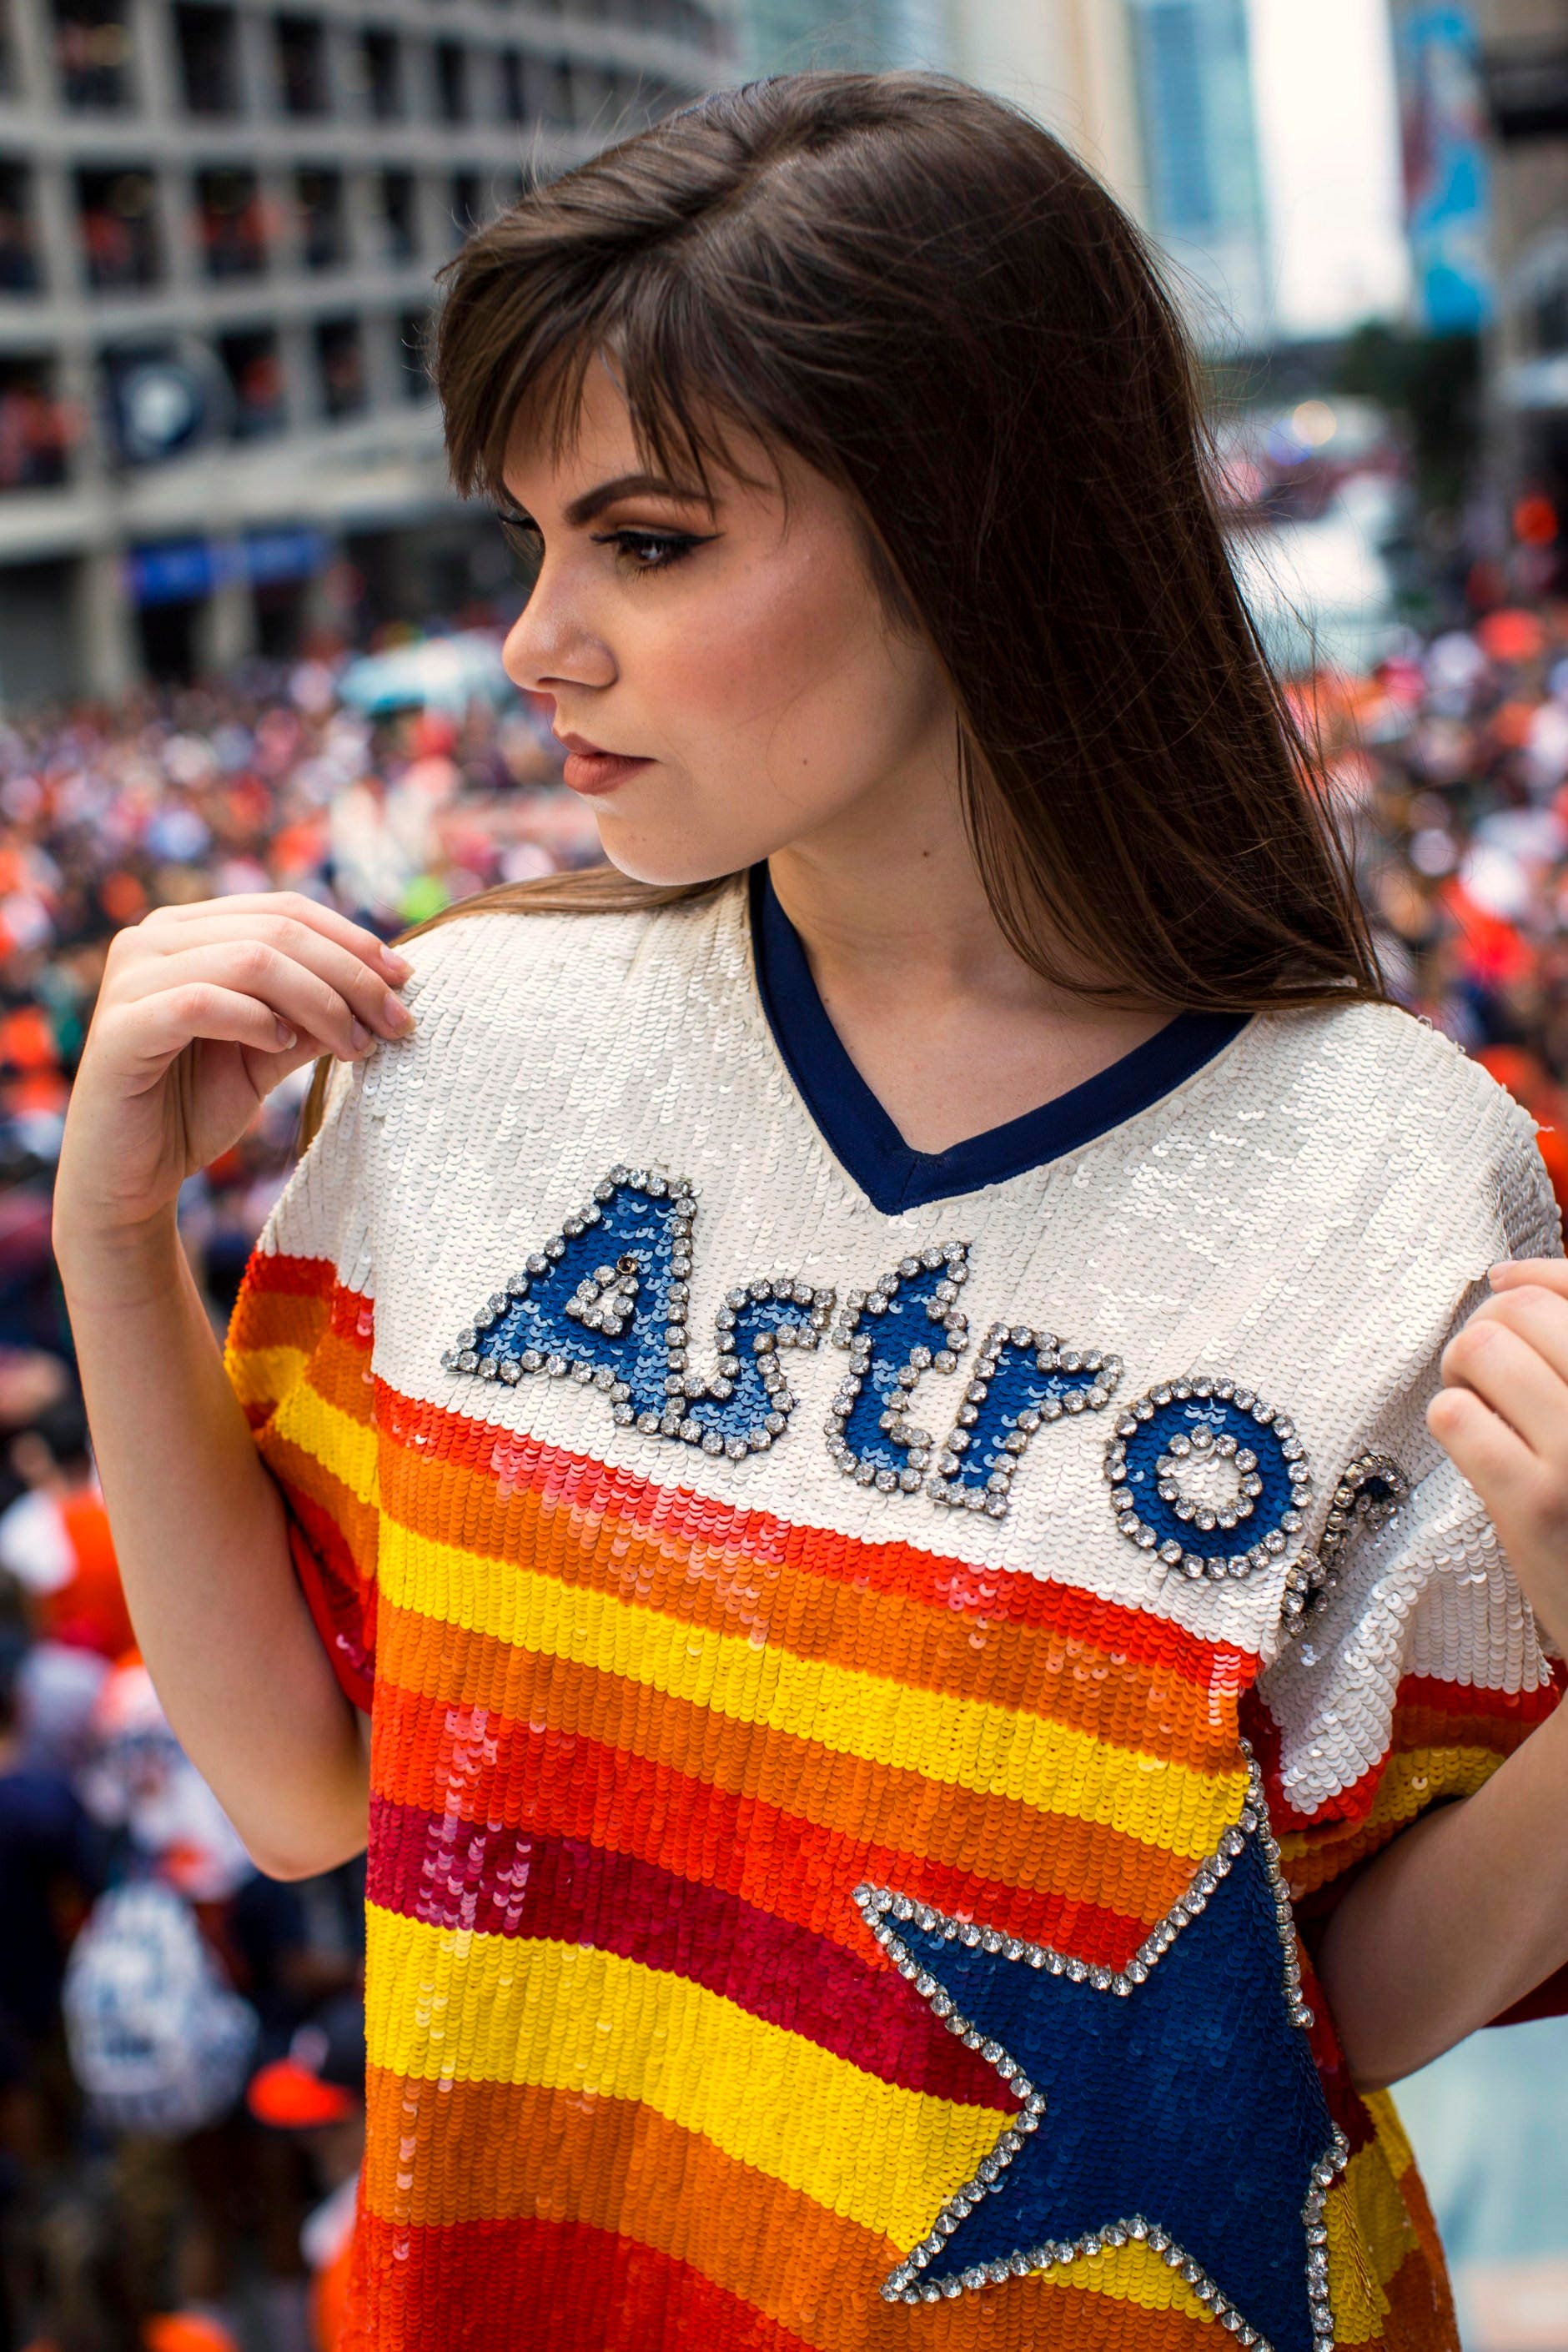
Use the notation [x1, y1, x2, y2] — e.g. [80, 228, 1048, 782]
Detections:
[362, 1907, 1305, 2334]
[268, 1377, 379, 1508]
[364, 1902, 1003, 2249]
[1323, 2133, 1427, 2344]
[376, 1518, 1245, 1852]
[1042, 2242, 1215, 2323]
[224, 1339, 312, 1417]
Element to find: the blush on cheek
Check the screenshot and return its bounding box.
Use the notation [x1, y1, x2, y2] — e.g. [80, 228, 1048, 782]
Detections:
[596, 485, 948, 884]
[702, 532, 893, 781]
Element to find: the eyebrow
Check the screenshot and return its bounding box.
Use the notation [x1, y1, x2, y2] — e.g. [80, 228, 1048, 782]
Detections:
[501, 471, 717, 530]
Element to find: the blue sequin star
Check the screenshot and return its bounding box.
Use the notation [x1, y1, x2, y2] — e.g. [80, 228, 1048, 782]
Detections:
[855, 1767, 1345, 2352]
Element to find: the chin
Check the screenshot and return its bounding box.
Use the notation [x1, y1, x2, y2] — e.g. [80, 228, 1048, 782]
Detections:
[593, 815, 752, 891]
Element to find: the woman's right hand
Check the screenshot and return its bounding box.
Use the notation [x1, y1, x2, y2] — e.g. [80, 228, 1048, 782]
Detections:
[54, 892, 415, 1263]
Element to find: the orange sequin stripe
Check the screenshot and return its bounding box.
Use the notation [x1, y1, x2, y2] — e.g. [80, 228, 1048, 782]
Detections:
[372, 1608, 1207, 1961]
[356, 2079, 1218, 2352]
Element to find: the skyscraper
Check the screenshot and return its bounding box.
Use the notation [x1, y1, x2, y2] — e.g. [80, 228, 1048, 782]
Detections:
[1126, 0, 1272, 348]
[740, 0, 945, 79]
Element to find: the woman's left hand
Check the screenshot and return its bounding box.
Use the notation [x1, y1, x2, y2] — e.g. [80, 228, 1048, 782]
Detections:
[1429, 1256, 1568, 1656]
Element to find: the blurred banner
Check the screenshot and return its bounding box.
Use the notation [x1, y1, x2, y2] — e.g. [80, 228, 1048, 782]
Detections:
[1394, 3, 1495, 336]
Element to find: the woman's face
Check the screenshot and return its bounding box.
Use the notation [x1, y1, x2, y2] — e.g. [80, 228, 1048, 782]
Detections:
[498, 360, 958, 885]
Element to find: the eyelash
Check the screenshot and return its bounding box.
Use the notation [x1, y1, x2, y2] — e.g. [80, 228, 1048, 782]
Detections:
[495, 514, 704, 578]
[595, 528, 705, 575]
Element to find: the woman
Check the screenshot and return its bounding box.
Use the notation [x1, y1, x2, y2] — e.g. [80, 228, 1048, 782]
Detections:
[53, 72, 1568, 2352]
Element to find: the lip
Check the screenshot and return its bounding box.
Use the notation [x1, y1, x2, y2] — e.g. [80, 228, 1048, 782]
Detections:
[554, 729, 652, 798]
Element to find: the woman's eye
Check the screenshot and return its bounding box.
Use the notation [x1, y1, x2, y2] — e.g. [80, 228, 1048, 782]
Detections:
[591, 529, 701, 574]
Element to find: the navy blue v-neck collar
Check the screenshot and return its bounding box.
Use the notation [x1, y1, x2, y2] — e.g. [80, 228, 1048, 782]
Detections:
[748, 864, 1248, 1214]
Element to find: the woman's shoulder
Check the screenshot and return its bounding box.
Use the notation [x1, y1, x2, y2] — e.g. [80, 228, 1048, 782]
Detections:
[1244, 995, 1558, 1258]
[351, 881, 743, 1123]
[1257, 993, 1521, 1119]
[391, 881, 740, 1018]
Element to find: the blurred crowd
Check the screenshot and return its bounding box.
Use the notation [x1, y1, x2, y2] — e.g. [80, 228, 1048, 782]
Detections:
[0, 637, 601, 2352]
[3, 597, 1568, 2351]
[1313, 596, 1568, 1204]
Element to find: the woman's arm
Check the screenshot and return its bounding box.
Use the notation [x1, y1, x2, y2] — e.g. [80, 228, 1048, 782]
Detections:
[58, 1221, 371, 1879]
[1314, 1257, 1568, 2088]
[53, 893, 412, 1879]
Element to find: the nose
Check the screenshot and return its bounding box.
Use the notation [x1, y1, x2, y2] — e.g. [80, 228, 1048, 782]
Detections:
[501, 567, 616, 696]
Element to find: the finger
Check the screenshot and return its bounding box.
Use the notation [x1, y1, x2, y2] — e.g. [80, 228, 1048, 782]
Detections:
[104, 980, 306, 1068]
[1490, 1257, 1568, 1299]
[130, 912, 413, 1043]
[1463, 1281, 1568, 1389]
[1440, 1314, 1568, 1460]
[142, 892, 413, 982]
[1427, 1382, 1538, 1509]
[1429, 1384, 1568, 1595]
[113, 942, 383, 1064]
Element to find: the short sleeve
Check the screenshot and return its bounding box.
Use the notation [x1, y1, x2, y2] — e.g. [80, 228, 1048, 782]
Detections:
[1245, 1102, 1566, 2018]
[224, 1061, 379, 1713]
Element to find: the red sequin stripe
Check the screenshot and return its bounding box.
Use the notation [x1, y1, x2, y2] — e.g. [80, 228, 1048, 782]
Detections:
[287, 1514, 375, 1714]
[1395, 1666, 1565, 1733]
[351, 2199, 1214, 2352]
[229, 1245, 342, 1311]
[351, 2215, 820, 2352]
[382, 1449, 1240, 1754]
[369, 1666, 1195, 1968]
[365, 1798, 1013, 2110]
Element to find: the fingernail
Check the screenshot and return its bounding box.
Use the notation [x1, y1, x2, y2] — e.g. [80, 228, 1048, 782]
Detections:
[382, 950, 414, 980]
[350, 1018, 371, 1052]
[275, 1019, 297, 1048]
[384, 996, 416, 1033]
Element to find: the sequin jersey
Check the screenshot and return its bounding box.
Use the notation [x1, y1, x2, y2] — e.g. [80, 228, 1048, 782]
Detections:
[224, 885, 1562, 2352]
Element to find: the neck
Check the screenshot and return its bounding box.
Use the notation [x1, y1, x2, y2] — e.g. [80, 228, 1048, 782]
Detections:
[758, 766, 1176, 1156]
[766, 786, 1132, 1023]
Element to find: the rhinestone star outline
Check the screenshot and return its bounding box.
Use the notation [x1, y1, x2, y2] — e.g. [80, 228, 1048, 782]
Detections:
[852, 1749, 1348, 2348]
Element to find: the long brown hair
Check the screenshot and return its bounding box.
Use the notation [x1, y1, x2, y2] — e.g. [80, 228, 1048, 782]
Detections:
[304, 71, 1380, 1144]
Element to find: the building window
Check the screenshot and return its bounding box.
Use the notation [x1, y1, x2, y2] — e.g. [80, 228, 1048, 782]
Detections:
[314, 316, 365, 418]
[357, 27, 400, 121]
[1535, 280, 1568, 358]
[499, 48, 525, 124]
[378, 168, 417, 265]
[294, 167, 345, 269]
[435, 39, 466, 123]
[398, 309, 432, 402]
[218, 327, 286, 438]
[449, 170, 482, 247]
[0, 357, 70, 489]
[546, 55, 573, 124]
[53, 0, 133, 111]
[0, 161, 40, 293]
[274, 13, 328, 116]
[174, 5, 239, 113]
[76, 167, 162, 290]
[196, 168, 266, 279]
